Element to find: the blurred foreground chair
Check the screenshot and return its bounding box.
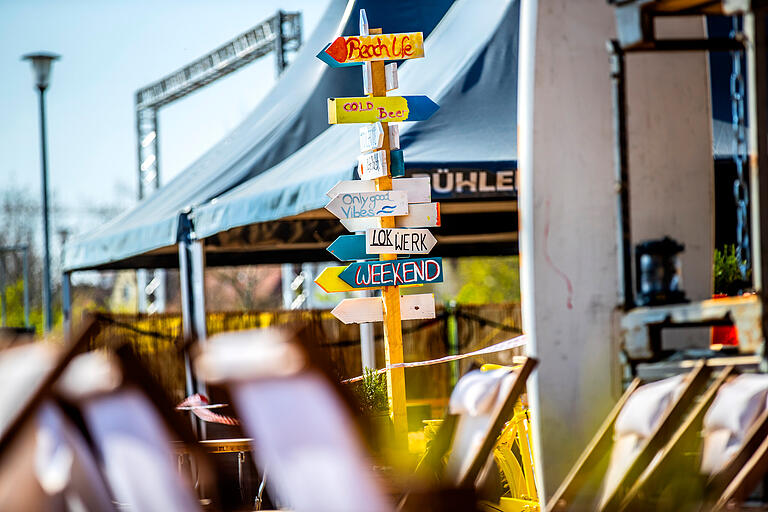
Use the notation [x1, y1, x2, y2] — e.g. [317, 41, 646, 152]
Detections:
[617, 365, 768, 511]
[546, 360, 711, 511]
[0, 314, 222, 511]
[55, 346, 217, 511]
[414, 357, 538, 508]
[0, 334, 116, 510]
[194, 327, 482, 512]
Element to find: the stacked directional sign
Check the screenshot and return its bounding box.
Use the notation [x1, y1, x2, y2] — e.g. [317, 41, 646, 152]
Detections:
[315, 10, 440, 448]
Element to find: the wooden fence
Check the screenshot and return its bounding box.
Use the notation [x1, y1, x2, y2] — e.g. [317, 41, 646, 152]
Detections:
[86, 303, 523, 410]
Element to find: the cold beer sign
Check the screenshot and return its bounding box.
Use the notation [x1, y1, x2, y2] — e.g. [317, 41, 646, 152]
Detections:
[338, 257, 443, 288]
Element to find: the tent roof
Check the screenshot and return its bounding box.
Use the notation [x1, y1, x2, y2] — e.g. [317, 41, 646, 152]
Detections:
[190, 0, 519, 245]
[64, 0, 455, 272]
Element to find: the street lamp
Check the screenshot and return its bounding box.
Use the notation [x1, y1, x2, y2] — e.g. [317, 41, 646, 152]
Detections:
[22, 52, 59, 333]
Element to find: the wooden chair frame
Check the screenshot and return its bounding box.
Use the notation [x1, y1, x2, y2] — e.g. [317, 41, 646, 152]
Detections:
[546, 360, 710, 511]
[618, 365, 735, 511]
[418, 357, 538, 489]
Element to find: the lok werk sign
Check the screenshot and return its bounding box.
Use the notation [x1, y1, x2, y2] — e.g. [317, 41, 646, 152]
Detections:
[339, 257, 443, 288]
[406, 167, 518, 200]
[325, 191, 408, 219]
[366, 228, 436, 255]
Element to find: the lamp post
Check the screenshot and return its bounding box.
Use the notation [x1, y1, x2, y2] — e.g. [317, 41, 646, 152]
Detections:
[22, 52, 59, 333]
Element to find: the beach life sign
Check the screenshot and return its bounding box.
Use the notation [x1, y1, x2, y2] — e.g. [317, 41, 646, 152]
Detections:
[318, 32, 424, 67]
[338, 257, 443, 288]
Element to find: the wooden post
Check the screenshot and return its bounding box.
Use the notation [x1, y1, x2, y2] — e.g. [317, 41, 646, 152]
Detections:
[369, 27, 408, 451]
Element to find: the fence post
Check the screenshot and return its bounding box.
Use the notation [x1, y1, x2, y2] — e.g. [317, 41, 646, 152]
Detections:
[446, 300, 459, 387]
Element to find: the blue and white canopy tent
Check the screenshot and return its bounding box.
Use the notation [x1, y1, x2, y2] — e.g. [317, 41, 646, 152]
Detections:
[63, 0, 524, 272]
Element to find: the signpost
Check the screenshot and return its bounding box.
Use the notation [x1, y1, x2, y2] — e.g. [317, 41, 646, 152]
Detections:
[317, 11, 440, 451]
[331, 293, 436, 324]
[339, 257, 443, 288]
[328, 95, 439, 124]
[326, 177, 431, 203]
[366, 228, 437, 254]
[325, 190, 408, 219]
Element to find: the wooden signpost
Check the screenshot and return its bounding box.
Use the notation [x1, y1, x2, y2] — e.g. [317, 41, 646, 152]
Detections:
[340, 202, 440, 232]
[331, 294, 436, 324]
[316, 11, 440, 451]
[328, 95, 439, 124]
[339, 257, 444, 288]
[326, 177, 431, 203]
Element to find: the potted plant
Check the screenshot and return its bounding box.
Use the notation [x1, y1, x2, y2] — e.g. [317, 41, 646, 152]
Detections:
[354, 367, 393, 453]
[711, 245, 751, 347]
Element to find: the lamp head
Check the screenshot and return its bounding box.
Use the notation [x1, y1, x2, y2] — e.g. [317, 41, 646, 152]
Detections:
[22, 52, 60, 90]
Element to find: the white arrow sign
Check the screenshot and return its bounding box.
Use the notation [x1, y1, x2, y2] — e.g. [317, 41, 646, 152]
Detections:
[325, 190, 408, 219]
[385, 62, 398, 91]
[331, 293, 435, 324]
[358, 150, 388, 180]
[366, 228, 437, 254]
[326, 177, 431, 204]
[389, 124, 400, 150]
[340, 202, 440, 232]
[359, 123, 384, 153]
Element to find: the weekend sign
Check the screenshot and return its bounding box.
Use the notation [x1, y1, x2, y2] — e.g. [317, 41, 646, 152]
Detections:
[338, 257, 443, 288]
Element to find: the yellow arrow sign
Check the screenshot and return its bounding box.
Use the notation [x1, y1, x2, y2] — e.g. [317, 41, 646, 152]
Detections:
[327, 95, 438, 124]
[315, 265, 422, 293]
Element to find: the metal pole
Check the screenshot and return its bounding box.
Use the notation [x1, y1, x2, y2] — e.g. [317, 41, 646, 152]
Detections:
[274, 10, 285, 76]
[446, 300, 459, 387]
[22, 246, 29, 328]
[38, 86, 53, 332]
[608, 41, 634, 310]
[0, 256, 6, 328]
[62, 271, 71, 337]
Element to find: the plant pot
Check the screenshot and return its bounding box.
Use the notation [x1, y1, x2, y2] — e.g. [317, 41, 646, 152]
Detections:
[710, 294, 739, 348]
[362, 411, 394, 454]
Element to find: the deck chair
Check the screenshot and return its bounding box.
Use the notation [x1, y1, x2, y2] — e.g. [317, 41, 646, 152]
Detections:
[55, 345, 220, 511]
[0, 401, 117, 511]
[0, 322, 117, 511]
[615, 365, 768, 512]
[194, 327, 397, 512]
[546, 360, 710, 511]
[699, 371, 768, 511]
[615, 365, 735, 511]
[417, 358, 538, 493]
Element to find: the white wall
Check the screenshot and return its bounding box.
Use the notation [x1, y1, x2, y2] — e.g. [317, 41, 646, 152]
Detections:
[519, 1, 713, 499]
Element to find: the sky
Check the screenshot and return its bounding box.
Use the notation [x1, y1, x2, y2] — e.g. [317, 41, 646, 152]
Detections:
[0, 0, 328, 240]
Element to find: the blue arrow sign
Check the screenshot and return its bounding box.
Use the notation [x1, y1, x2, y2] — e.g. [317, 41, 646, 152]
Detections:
[339, 257, 443, 288]
[327, 235, 373, 261]
[327, 235, 417, 262]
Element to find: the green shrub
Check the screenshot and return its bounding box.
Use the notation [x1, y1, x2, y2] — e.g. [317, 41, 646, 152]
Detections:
[714, 245, 750, 295]
[355, 367, 389, 414]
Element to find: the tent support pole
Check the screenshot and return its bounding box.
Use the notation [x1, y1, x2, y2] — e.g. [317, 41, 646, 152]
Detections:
[178, 213, 208, 439]
[62, 271, 72, 338]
